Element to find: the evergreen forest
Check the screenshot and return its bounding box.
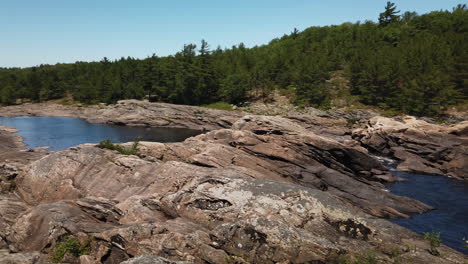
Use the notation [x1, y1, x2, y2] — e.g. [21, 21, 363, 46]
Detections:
[0, 3, 467, 116]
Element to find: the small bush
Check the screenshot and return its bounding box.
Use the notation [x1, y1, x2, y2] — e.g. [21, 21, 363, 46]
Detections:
[354, 252, 378, 264]
[97, 137, 140, 155]
[279, 85, 297, 101]
[201, 102, 234, 111]
[346, 118, 359, 127]
[381, 108, 403, 117]
[51, 236, 92, 263]
[424, 232, 441, 256]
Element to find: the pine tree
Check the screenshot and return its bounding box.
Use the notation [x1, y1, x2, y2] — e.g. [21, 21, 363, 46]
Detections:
[379, 2, 400, 27]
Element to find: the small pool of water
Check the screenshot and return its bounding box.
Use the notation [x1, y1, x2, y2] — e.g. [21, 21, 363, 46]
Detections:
[0, 116, 201, 151]
[388, 169, 468, 254]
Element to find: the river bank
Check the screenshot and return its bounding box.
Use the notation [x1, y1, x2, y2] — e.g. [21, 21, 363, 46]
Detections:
[0, 101, 467, 263]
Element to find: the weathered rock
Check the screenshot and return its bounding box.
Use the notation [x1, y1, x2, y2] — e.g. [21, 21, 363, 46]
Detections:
[0, 100, 244, 131]
[353, 116, 468, 180]
[156, 115, 429, 218]
[9, 148, 466, 263]
[1, 106, 467, 263]
[10, 199, 117, 252]
[120, 256, 193, 264]
[7, 144, 462, 262]
[79, 255, 98, 264]
[0, 195, 30, 251]
[0, 250, 42, 264]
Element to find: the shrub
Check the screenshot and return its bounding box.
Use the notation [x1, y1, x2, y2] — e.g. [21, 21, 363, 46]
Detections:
[424, 232, 441, 256]
[201, 102, 234, 111]
[97, 137, 140, 155]
[51, 236, 92, 263]
[346, 118, 359, 127]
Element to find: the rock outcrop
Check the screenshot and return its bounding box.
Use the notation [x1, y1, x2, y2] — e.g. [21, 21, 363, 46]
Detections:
[7, 145, 464, 263]
[0, 100, 244, 131]
[353, 116, 468, 180]
[137, 115, 431, 219]
[0, 118, 462, 263]
[0, 103, 467, 263]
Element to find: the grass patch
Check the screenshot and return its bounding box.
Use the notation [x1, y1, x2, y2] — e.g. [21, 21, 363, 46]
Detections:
[201, 102, 234, 111]
[97, 137, 140, 155]
[51, 236, 93, 263]
[334, 251, 378, 264]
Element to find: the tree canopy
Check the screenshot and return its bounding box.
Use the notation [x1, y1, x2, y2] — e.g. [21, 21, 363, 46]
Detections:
[0, 5, 466, 116]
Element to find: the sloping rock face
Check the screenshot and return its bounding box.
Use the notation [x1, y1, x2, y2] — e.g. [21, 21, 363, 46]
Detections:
[0, 116, 464, 264]
[140, 115, 430, 219]
[120, 256, 192, 264]
[353, 116, 468, 180]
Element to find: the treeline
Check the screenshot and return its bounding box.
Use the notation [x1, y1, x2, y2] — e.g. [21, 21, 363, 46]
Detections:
[0, 3, 467, 116]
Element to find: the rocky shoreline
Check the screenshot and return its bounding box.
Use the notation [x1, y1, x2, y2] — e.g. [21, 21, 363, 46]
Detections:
[0, 101, 467, 263]
[0, 100, 245, 131]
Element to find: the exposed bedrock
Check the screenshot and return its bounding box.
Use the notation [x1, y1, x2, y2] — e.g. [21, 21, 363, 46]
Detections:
[0, 104, 467, 263]
[3, 115, 464, 263]
[6, 148, 464, 263]
[353, 116, 468, 180]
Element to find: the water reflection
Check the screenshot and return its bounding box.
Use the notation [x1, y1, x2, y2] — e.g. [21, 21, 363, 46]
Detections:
[0, 116, 201, 151]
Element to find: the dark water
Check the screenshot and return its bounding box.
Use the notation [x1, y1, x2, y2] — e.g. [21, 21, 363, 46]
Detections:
[388, 168, 468, 254]
[0, 116, 201, 151]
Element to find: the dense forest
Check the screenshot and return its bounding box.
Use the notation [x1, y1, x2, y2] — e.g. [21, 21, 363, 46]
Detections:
[0, 3, 467, 116]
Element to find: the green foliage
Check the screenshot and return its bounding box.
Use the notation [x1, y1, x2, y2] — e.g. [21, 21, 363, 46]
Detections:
[201, 102, 233, 111]
[97, 137, 140, 155]
[424, 232, 442, 256]
[51, 236, 92, 263]
[379, 2, 400, 27]
[346, 118, 359, 128]
[0, 6, 466, 116]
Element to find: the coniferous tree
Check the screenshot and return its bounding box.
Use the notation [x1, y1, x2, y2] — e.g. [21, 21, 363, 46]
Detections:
[0, 5, 466, 115]
[379, 2, 401, 27]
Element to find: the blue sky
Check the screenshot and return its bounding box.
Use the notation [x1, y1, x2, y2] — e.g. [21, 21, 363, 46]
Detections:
[0, 0, 462, 68]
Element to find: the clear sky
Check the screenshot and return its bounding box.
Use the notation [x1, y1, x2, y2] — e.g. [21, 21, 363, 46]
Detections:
[0, 0, 463, 68]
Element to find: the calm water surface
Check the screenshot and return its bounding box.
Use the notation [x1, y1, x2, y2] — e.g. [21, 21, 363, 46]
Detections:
[0, 116, 201, 151]
[388, 168, 468, 254]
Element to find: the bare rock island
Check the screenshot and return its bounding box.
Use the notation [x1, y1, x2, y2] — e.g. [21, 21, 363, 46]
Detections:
[0, 101, 467, 263]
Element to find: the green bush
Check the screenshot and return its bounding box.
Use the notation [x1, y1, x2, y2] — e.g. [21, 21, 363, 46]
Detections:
[51, 236, 92, 263]
[97, 137, 140, 155]
[201, 102, 234, 111]
[424, 232, 441, 256]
